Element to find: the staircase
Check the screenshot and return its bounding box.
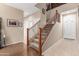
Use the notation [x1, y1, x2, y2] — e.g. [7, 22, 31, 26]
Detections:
[29, 24, 54, 51]
[27, 10, 60, 56]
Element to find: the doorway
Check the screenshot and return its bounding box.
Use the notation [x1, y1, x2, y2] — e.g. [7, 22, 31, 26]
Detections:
[62, 9, 77, 40]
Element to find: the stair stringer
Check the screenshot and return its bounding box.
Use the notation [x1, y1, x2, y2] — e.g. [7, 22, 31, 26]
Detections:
[42, 22, 62, 54]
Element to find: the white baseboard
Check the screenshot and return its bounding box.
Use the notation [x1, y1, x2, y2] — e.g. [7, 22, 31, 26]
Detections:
[5, 41, 23, 46]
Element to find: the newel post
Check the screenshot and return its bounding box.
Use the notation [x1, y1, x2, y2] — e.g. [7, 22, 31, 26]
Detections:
[56, 10, 60, 22]
[39, 28, 42, 56]
[27, 28, 29, 48]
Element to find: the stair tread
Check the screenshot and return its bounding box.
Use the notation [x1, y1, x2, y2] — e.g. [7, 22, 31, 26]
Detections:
[34, 38, 39, 42]
[30, 42, 38, 47]
[45, 24, 52, 26]
[32, 38, 44, 44]
[43, 30, 50, 33]
[44, 24, 53, 27]
[35, 35, 46, 39]
[42, 33, 48, 36]
[31, 38, 39, 42]
[29, 42, 39, 51]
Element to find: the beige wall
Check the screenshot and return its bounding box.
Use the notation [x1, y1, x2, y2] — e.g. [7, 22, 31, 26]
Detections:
[0, 4, 23, 45]
[43, 3, 79, 55]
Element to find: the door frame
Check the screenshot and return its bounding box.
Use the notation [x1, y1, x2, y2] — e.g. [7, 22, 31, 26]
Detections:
[61, 9, 78, 40]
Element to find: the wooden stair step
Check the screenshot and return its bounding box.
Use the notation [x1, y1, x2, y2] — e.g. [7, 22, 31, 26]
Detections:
[32, 39, 44, 44]
[44, 26, 53, 29]
[35, 35, 46, 39]
[44, 27, 50, 29]
[33, 38, 43, 43]
[42, 33, 48, 36]
[45, 24, 53, 26]
[33, 39, 39, 42]
[29, 42, 39, 51]
[43, 29, 51, 31]
[43, 27, 49, 29]
[43, 30, 49, 32]
[43, 27, 53, 32]
[31, 38, 39, 43]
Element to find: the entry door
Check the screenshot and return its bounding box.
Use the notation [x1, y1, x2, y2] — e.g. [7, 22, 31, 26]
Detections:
[63, 13, 77, 39]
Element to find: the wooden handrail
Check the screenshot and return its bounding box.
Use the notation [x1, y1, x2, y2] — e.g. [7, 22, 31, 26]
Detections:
[39, 28, 42, 56]
[44, 11, 57, 28]
[29, 20, 40, 30]
[39, 10, 59, 56]
[27, 10, 58, 31]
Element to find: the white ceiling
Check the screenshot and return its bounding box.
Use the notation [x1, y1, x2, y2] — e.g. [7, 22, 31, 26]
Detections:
[5, 3, 40, 17]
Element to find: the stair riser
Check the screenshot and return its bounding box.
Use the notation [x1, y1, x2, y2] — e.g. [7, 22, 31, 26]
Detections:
[33, 40, 44, 44]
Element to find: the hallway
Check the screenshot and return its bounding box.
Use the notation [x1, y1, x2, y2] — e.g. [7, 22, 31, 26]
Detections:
[44, 39, 79, 56]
